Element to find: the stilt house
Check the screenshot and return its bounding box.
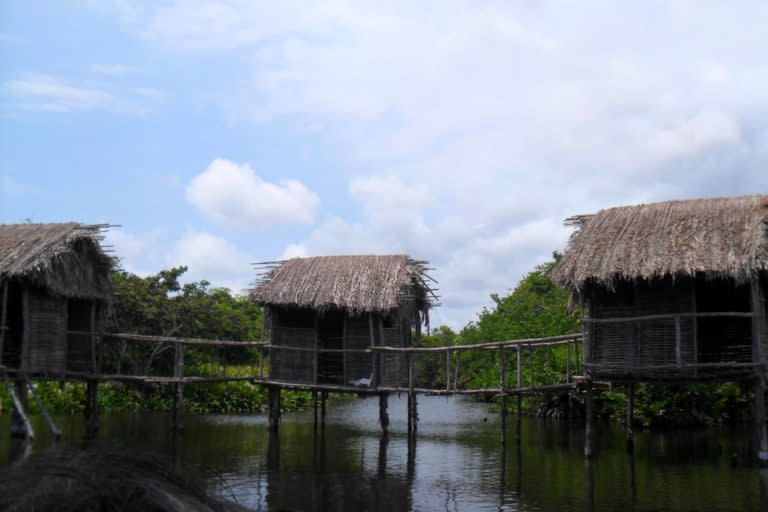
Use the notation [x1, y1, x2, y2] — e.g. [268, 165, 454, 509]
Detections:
[553, 195, 768, 381]
[0, 223, 112, 375]
[250, 255, 434, 387]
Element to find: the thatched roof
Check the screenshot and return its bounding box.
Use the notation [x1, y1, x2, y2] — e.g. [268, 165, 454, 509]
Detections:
[0, 223, 113, 300]
[552, 195, 768, 290]
[250, 255, 435, 317]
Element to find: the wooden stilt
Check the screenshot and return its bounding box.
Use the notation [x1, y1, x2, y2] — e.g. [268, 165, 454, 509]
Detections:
[312, 390, 319, 430]
[379, 393, 389, 433]
[584, 381, 594, 458]
[5, 377, 33, 440]
[516, 346, 522, 445]
[25, 377, 61, 440]
[752, 276, 768, 464]
[84, 379, 99, 438]
[268, 386, 281, 433]
[172, 343, 185, 431]
[626, 384, 635, 452]
[320, 391, 327, 426]
[499, 345, 507, 438]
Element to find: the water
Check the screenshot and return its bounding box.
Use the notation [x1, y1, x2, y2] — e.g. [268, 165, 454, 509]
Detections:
[0, 395, 764, 511]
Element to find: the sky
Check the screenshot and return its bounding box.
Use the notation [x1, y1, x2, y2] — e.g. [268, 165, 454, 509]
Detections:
[1, 1, 767, 329]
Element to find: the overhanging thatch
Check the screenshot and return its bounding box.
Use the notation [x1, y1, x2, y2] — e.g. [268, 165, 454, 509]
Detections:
[553, 195, 768, 290]
[0, 223, 113, 300]
[250, 255, 435, 318]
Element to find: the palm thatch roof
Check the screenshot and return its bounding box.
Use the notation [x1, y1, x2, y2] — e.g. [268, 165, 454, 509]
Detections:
[0, 223, 113, 300]
[552, 195, 768, 291]
[250, 255, 436, 318]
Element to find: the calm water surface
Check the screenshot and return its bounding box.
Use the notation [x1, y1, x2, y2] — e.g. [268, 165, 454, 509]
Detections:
[0, 395, 764, 511]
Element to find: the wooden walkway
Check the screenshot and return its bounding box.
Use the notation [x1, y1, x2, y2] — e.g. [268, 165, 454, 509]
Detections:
[2, 331, 584, 442]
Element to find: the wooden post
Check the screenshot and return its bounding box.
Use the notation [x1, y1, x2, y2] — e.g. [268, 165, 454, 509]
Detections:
[752, 276, 768, 464]
[626, 384, 634, 452]
[90, 302, 98, 375]
[453, 350, 461, 392]
[499, 345, 507, 436]
[691, 280, 698, 364]
[528, 342, 534, 391]
[26, 378, 61, 439]
[445, 351, 450, 391]
[268, 386, 281, 433]
[579, 294, 590, 371]
[516, 346, 522, 445]
[378, 317, 386, 387]
[84, 379, 99, 438]
[407, 353, 414, 436]
[312, 391, 318, 430]
[675, 315, 682, 368]
[314, 314, 319, 385]
[566, 339, 572, 383]
[4, 375, 33, 440]
[172, 343, 185, 431]
[368, 313, 376, 386]
[21, 287, 30, 371]
[584, 381, 594, 458]
[320, 391, 327, 426]
[379, 393, 389, 433]
[0, 281, 8, 366]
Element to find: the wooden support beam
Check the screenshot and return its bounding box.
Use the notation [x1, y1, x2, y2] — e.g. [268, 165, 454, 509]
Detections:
[378, 317, 386, 387]
[0, 281, 8, 366]
[90, 302, 98, 375]
[626, 384, 634, 452]
[379, 393, 389, 433]
[499, 345, 507, 436]
[4, 375, 33, 440]
[516, 346, 522, 445]
[528, 342, 534, 391]
[445, 351, 450, 391]
[752, 276, 768, 464]
[369, 313, 376, 386]
[25, 377, 61, 440]
[172, 343, 185, 431]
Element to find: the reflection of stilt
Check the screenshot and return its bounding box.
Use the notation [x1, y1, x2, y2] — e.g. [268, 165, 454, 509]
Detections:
[754, 376, 768, 465]
[268, 386, 281, 433]
[627, 449, 637, 506]
[379, 393, 389, 433]
[584, 458, 595, 512]
[584, 381, 594, 458]
[377, 433, 388, 479]
[84, 379, 100, 439]
[759, 468, 768, 511]
[626, 384, 634, 453]
[8, 437, 32, 466]
[406, 431, 417, 484]
[515, 394, 522, 445]
[499, 418, 507, 509]
[266, 430, 280, 472]
[6, 377, 33, 440]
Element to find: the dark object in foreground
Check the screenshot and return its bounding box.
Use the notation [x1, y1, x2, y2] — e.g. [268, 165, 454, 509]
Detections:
[0, 444, 249, 511]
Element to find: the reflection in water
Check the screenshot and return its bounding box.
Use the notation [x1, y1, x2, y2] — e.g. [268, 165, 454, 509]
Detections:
[0, 395, 765, 511]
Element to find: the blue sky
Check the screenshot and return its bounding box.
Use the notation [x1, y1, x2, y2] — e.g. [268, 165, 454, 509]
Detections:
[1, 1, 767, 329]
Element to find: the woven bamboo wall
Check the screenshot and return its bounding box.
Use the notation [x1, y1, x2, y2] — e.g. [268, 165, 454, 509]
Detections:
[380, 326, 408, 387]
[25, 288, 67, 372]
[270, 325, 314, 383]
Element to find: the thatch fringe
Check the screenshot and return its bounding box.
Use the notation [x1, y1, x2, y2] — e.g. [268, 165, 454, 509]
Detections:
[553, 195, 768, 291]
[0, 223, 113, 300]
[250, 255, 435, 320]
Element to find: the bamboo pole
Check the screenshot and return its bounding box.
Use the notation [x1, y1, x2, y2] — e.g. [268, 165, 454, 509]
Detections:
[25, 377, 61, 440]
[499, 345, 507, 436]
[445, 351, 450, 392]
[379, 393, 389, 433]
[516, 346, 522, 445]
[0, 281, 8, 366]
[752, 276, 768, 464]
[626, 384, 634, 452]
[90, 302, 98, 375]
[584, 381, 594, 458]
[3, 374, 33, 440]
[368, 313, 376, 386]
[172, 342, 185, 431]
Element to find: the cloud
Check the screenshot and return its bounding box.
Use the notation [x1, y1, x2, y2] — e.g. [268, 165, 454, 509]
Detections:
[97, 1, 768, 327]
[280, 243, 308, 259]
[186, 158, 320, 228]
[2, 74, 158, 114]
[170, 231, 253, 293]
[91, 64, 142, 77]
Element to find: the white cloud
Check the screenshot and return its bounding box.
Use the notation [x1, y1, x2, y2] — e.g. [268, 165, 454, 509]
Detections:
[92, 64, 142, 77]
[97, 1, 768, 327]
[280, 243, 308, 259]
[2, 74, 158, 114]
[170, 231, 253, 293]
[186, 158, 320, 228]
